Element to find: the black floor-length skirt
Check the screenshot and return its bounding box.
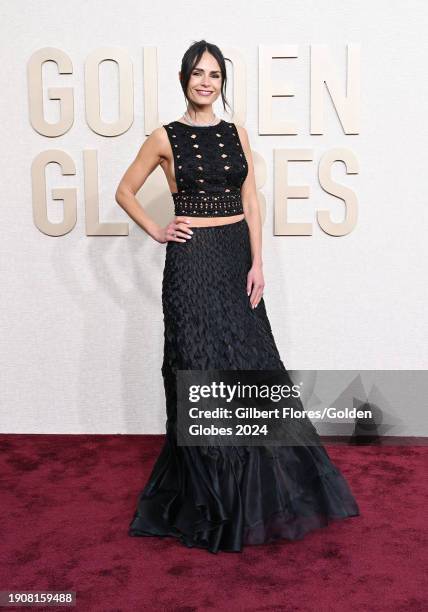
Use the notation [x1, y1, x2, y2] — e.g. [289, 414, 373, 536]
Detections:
[129, 218, 360, 553]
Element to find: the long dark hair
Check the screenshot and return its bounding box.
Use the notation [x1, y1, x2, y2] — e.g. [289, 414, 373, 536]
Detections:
[179, 40, 232, 118]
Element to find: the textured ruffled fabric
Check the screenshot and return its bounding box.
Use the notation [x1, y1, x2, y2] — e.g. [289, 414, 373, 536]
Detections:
[129, 218, 360, 553]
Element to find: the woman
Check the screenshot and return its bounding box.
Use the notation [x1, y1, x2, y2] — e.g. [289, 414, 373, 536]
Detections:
[116, 40, 360, 554]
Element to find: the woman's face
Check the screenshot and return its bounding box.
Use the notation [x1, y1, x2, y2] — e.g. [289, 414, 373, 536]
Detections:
[184, 51, 222, 107]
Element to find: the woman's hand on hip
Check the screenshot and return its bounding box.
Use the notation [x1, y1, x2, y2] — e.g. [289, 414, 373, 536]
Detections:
[155, 217, 194, 243]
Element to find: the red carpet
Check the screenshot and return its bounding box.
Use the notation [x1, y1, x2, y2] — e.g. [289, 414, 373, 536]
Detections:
[1, 434, 426, 611]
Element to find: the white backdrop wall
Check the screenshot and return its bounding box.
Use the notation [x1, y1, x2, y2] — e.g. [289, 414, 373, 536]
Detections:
[1, 0, 427, 434]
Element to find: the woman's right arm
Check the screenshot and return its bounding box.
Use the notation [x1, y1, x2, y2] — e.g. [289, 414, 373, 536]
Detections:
[115, 127, 193, 243]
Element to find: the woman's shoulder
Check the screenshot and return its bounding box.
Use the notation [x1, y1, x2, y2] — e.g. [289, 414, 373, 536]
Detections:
[234, 123, 249, 143]
[164, 118, 186, 127]
[144, 125, 170, 154]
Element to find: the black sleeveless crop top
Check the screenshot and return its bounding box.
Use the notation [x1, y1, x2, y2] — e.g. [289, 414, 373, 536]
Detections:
[163, 119, 248, 217]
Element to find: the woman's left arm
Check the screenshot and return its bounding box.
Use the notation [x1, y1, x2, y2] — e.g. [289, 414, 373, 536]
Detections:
[236, 124, 264, 309]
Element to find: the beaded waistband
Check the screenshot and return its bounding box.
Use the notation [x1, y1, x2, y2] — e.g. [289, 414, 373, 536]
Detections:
[172, 190, 244, 217]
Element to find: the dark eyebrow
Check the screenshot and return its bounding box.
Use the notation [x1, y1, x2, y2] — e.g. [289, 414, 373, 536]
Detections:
[192, 67, 220, 74]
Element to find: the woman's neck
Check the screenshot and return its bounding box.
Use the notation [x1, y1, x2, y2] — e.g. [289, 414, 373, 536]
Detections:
[183, 108, 217, 125]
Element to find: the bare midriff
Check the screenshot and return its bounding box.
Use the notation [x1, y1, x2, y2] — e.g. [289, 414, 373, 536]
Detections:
[176, 212, 245, 227]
